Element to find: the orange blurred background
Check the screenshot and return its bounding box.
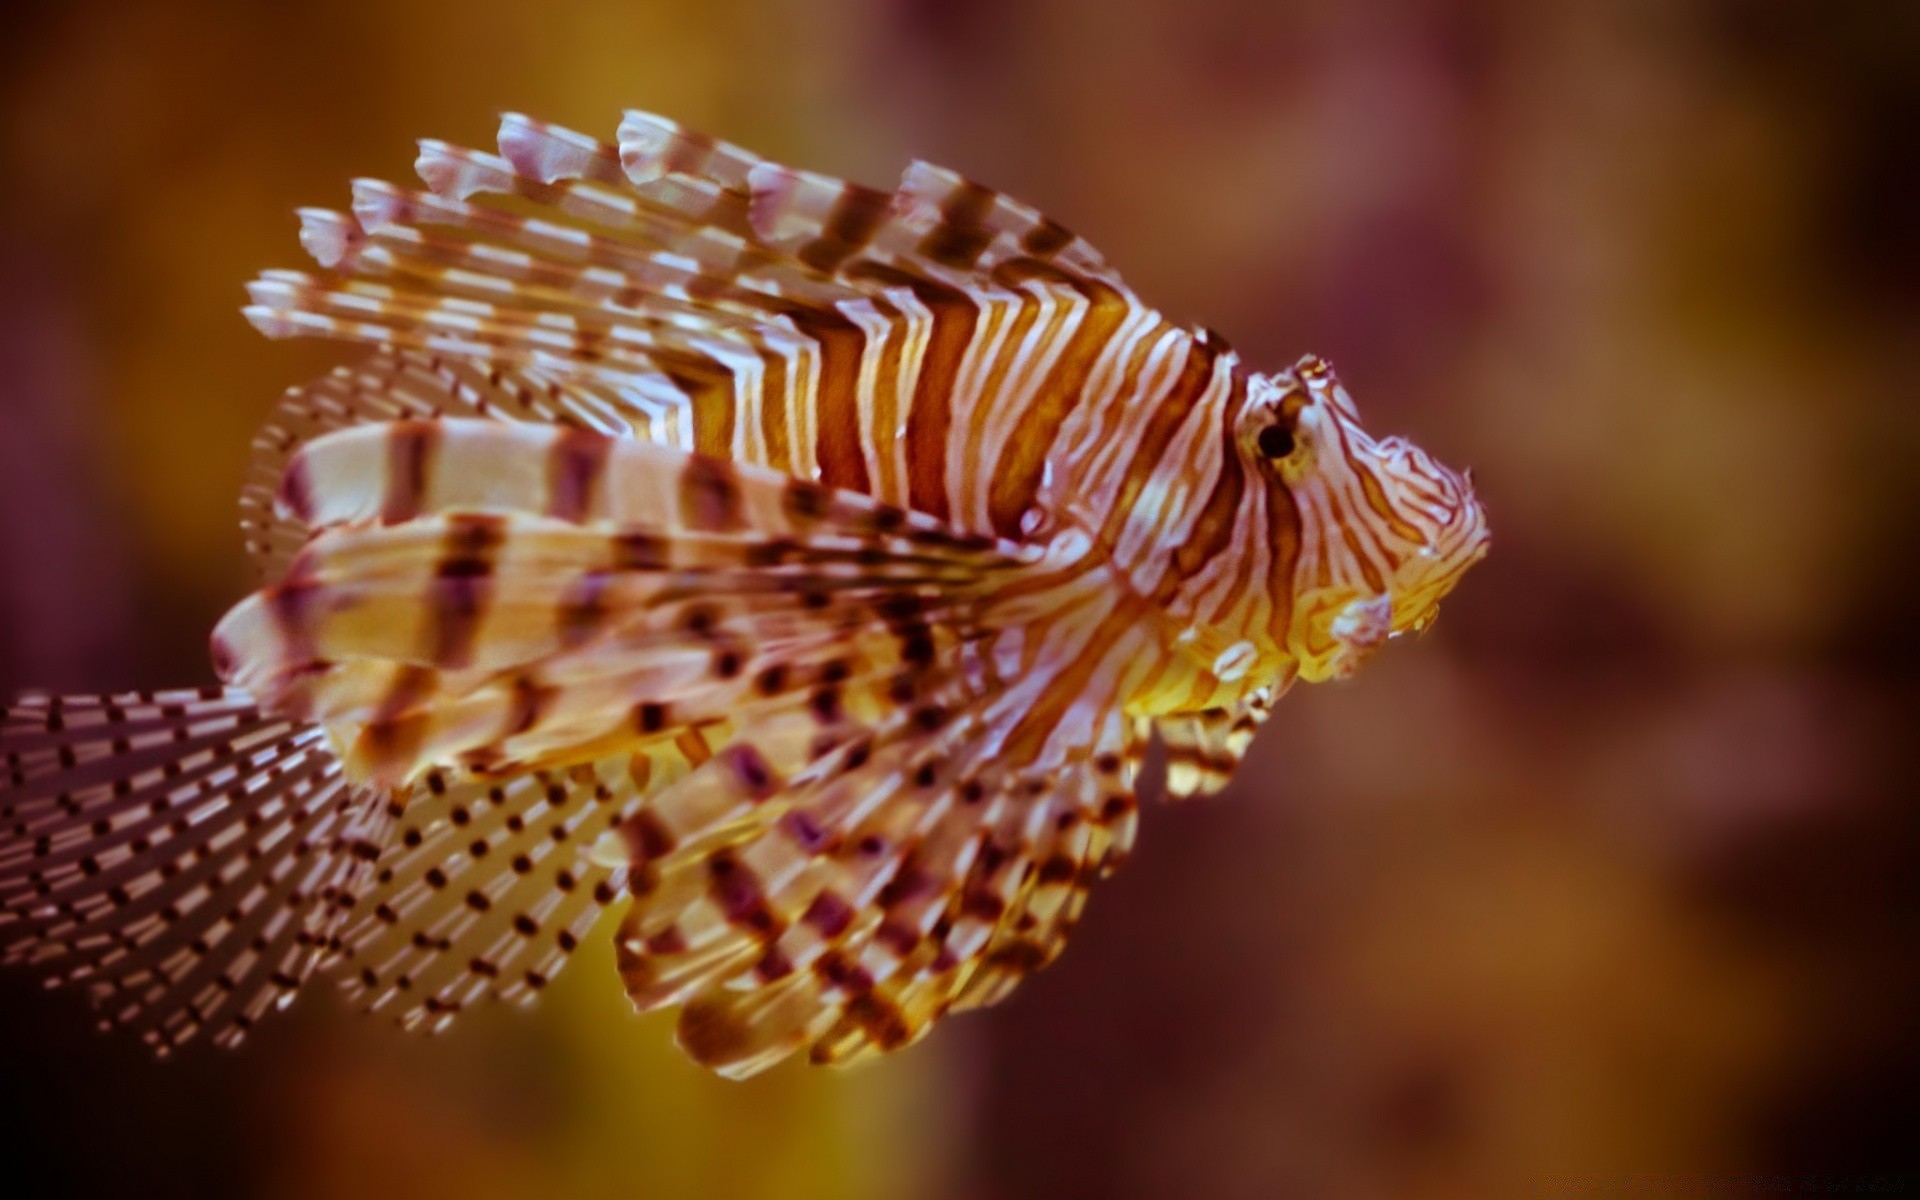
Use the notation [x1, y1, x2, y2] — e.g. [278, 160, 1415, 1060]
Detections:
[1, 1, 1913, 1197]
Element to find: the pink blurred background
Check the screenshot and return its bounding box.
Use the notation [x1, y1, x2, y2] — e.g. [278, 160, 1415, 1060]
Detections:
[1, 1, 1913, 1197]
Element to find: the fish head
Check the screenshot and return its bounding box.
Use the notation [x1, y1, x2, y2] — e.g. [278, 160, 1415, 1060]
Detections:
[1239, 355, 1489, 683]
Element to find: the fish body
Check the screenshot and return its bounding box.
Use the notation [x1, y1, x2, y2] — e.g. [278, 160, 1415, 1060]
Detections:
[0, 112, 1487, 1075]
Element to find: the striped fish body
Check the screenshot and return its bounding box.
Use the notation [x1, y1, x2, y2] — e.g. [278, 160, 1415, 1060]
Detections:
[1, 111, 1488, 1074]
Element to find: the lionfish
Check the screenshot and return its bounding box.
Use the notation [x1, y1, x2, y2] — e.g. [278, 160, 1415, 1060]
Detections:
[0, 111, 1487, 1077]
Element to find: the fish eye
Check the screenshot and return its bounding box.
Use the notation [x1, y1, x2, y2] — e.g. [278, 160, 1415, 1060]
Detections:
[1256, 421, 1297, 459]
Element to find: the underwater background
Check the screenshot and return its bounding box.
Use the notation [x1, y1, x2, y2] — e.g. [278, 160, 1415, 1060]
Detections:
[1, 1, 1912, 1196]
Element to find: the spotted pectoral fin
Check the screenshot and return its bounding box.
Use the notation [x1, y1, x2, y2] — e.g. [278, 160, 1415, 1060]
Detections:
[0, 688, 388, 1055]
[321, 756, 661, 1028]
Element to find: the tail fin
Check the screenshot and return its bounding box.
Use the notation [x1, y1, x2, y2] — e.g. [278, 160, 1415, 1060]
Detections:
[0, 687, 388, 1055]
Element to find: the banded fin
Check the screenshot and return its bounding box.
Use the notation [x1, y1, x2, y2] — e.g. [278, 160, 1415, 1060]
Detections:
[212, 419, 1023, 785]
[619, 691, 1144, 1078]
[0, 688, 386, 1054]
[743, 156, 1124, 291]
[204, 407, 1145, 1074]
[239, 110, 1179, 543]
[241, 351, 682, 575]
[322, 758, 651, 1028]
[1156, 686, 1276, 799]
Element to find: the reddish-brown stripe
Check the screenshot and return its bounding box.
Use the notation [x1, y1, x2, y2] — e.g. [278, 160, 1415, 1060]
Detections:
[677, 999, 751, 1067]
[802, 890, 855, 938]
[1165, 374, 1250, 588]
[986, 265, 1131, 538]
[899, 278, 977, 523]
[503, 674, 554, 737]
[1263, 475, 1303, 642]
[263, 576, 324, 677]
[998, 601, 1145, 763]
[788, 307, 872, 493]
[707, 850, 782, 937]
[920, 178, 996, 269]
[674, 727, 713, 767]
[356, 665, 437, 782]
[1023, 217, 1075, 259]
[431, 514, 505, 669]
[680, 457, 744, 532]
[661, 363, 734, 458]
[276, 454, 315, 524]
[861, 295, 910, 504]
[381, 421, 440, 524]
[755, 346, 792, 472]
[621, 809, 676, 863]
[1341, 523, 1388, 595]
[1352, 460, 1428, 544]
[798, 184, 891, 275]
[1098, 332, 1221, 551]
[557, 570, 611, 648]
[546, 427, 611, 522]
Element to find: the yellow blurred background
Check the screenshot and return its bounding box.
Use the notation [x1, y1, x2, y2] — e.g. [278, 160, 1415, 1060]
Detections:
[1, 1, 1913, 1197]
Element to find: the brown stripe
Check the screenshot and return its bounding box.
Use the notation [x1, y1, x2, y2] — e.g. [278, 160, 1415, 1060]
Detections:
[802, 890, 855, 938]
[755, 346, 792, 472]
[1098, 335, 1222, 550]
[1342, 522, 1388, 595]
[999, 602, 1144, 764]
[1036, 853, 1079, 886]
[674, 727, 713, 767]
[814, 948, 874, 994]
[788, 308, 872, 493]
[431, 514, 506, 669]
[264, 576, 324, 675]
[1352, 460, 1428, 544]
[557, 570, 611, 648]
[613, 532, 669, 571]
[753, 944, 796, 982]
[966, 296, 1045, 510]
[875, 919, 920, 956]
[721, 743, 779, 802]
[679, 456, 744, 532]
[381, 421, 440, 524]
[1166, 374, 1250, 588]
[920, 179, 997, 269]
[898, 276, 976, 523]
[662, 362, 734, 458]
[960, 885, 1005, 922]
[503, 674, 553, 737]
[353, 712, 429, 785]
[986, 266, 1132, 538]
[621, 809, 676, 863]
[984, 939, 1050, 974]
[546, 427, 611, 522]
[1020, 217, 1075, 259]
[862, 295, 909, 502]
[799, 184, 891, 275]
[276, 454, 315, 524]
[1262, 468, 1303, 646]
[707, 850, 782, 937]
[677, 998, 751, 1067]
